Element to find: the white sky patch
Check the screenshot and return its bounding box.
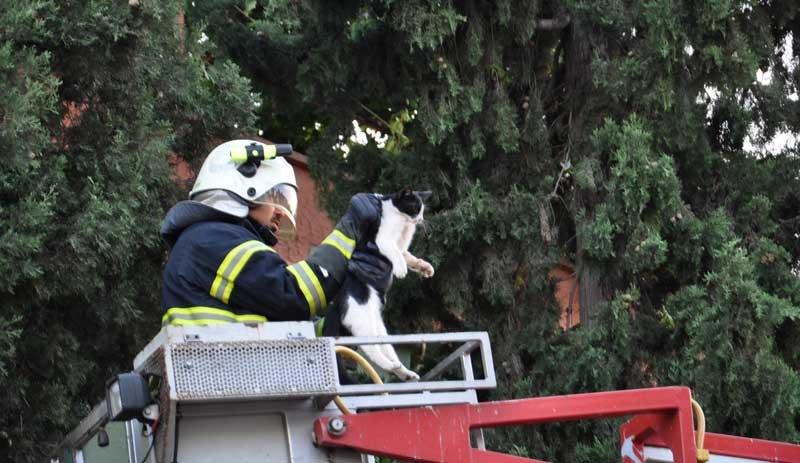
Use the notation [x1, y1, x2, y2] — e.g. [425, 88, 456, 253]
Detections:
[198, 32, 209, 44]
[743, 34, 798, 156]
[333, 120, 388, 157]
[251, 93, 261, 108]
[348, 120, 389, 148]
[745, 129, 799, 154]
[695, 35, 798, 157]
[697, 86, 720, 121]
[756, 68, 772, 85]
[684, 45, 694, 57]
[782, 34, 798, 102]
[781, 33, 796, 72]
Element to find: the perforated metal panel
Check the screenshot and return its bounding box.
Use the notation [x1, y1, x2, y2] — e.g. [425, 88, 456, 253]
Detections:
[169, 338, 337, 400]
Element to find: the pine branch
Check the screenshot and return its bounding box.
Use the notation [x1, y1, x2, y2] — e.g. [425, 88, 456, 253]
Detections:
[354, 100, 391, 130]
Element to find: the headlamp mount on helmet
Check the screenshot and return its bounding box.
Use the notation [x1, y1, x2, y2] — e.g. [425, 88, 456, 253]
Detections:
[190, 139, 299, 239]
[231, 142, 294, 178]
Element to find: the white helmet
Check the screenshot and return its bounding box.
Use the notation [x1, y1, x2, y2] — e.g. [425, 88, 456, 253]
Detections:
[190, 139, 298, 240]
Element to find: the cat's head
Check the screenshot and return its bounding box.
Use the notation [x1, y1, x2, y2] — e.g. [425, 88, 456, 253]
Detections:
[389, 187, 432, 222]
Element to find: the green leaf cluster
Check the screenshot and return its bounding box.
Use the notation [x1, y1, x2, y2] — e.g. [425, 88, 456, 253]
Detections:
[195, 0, 799, 457]
[0, 1, 257, 460]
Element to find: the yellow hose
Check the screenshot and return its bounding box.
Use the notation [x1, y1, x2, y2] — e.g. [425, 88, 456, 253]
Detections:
[333, 346, 383, 415]
[691, 398, 709, 463]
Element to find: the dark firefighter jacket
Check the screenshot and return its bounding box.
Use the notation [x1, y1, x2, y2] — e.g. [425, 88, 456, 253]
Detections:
[160, 201, 349, 326]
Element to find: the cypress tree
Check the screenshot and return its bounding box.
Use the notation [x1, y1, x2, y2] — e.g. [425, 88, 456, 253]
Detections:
[0, 2, 257, 460]
[197, 0, 800, 458]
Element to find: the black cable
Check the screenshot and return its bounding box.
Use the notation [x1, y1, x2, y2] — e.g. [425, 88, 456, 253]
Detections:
[139, 434, 155, 463]
[171, 408, 181, 463]
[140, 405, 164, 463]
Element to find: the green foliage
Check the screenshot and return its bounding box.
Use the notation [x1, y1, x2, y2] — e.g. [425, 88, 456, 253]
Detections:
[662, 224, 800, 440]
[385, 108, 412, 153]
[196, 0, 799, 457]
[0, 0, 791, 460]
[0, 1, 257, 461]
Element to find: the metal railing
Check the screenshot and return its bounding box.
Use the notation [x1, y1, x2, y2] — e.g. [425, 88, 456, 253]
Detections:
[56, 323, 496, 462]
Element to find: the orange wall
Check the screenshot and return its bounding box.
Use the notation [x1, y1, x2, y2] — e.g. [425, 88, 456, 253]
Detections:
[275, 154, 334, 263]
[548, 261, 581, 330]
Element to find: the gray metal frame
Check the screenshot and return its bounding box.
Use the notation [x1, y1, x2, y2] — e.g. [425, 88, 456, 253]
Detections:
[56, 323, 496, 463]
[334, 332, 495, 396]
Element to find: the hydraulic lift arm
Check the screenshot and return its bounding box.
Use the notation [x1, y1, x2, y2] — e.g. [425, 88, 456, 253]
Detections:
[313, 386, 800, 463]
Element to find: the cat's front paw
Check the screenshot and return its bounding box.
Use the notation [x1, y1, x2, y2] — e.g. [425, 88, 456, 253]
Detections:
[415, 259, 435, 278]
[392, 365, 419, 382]
[392, 260, 408, 278]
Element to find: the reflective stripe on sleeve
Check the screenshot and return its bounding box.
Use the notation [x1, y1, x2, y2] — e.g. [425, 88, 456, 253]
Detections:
[162, 307, 268, 326]
[210, 240, 275, 304]
[321, 229, 355, 259]
[286, 260, 326, 318]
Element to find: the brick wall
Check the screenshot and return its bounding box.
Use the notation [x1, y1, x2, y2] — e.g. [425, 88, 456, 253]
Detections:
[548, 260, 581, 329]
[275, 153, 334, 263]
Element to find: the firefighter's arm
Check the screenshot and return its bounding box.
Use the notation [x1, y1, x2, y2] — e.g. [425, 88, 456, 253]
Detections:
[226, 248, 336, 321]
[225, 194, 382, 319]
[304, 193, 382, 285]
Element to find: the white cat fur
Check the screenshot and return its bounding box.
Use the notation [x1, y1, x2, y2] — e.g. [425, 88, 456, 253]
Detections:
[341, 195, 434, 381]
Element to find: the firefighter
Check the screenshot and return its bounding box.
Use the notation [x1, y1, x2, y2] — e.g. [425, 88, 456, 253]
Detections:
[160, 139, 383, 327]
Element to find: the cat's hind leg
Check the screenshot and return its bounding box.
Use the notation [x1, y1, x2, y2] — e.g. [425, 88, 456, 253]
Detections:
[374, 319, 419, 382]
[342, 294, 403, 376]
[342, 289, 418, 381]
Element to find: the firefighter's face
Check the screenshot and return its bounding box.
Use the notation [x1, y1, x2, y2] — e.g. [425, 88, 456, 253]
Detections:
[248, 203, 286, 234]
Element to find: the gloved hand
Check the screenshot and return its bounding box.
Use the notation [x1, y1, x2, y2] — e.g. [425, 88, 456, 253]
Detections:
[335, 193, 382, 245]
[305, 193, 383, 289]
[348, 242, 394, 293]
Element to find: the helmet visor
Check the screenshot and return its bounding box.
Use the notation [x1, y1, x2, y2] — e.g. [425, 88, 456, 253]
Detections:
[253, 183, 298, 240]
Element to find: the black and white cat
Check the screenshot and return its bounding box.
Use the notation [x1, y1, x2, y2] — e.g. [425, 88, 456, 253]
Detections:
[324, 188, 434, 381]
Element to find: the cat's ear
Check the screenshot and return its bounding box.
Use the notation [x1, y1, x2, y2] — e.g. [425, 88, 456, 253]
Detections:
[415, 190, 432, 202]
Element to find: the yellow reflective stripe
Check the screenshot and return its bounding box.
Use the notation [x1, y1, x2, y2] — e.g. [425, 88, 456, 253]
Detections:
[300, 260, 326, 309]
[332, 229, 355, 247]
[168, 318, 233, 326]
[286, 264, 316, 316]
[321, 229, 355, 259]
[235, 314, 269, 322]
[210, 241, 253, 298]
[221, 244, 270, 303]
[210, 240, 274, 303]
[286, 261, 326, 317]
[163, 306, 241, 319]
[162, 306, 268, 326]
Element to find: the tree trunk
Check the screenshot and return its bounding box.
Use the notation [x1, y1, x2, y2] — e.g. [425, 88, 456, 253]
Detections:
[576, 239, 606, 330]
[563, 18, 609, 329]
